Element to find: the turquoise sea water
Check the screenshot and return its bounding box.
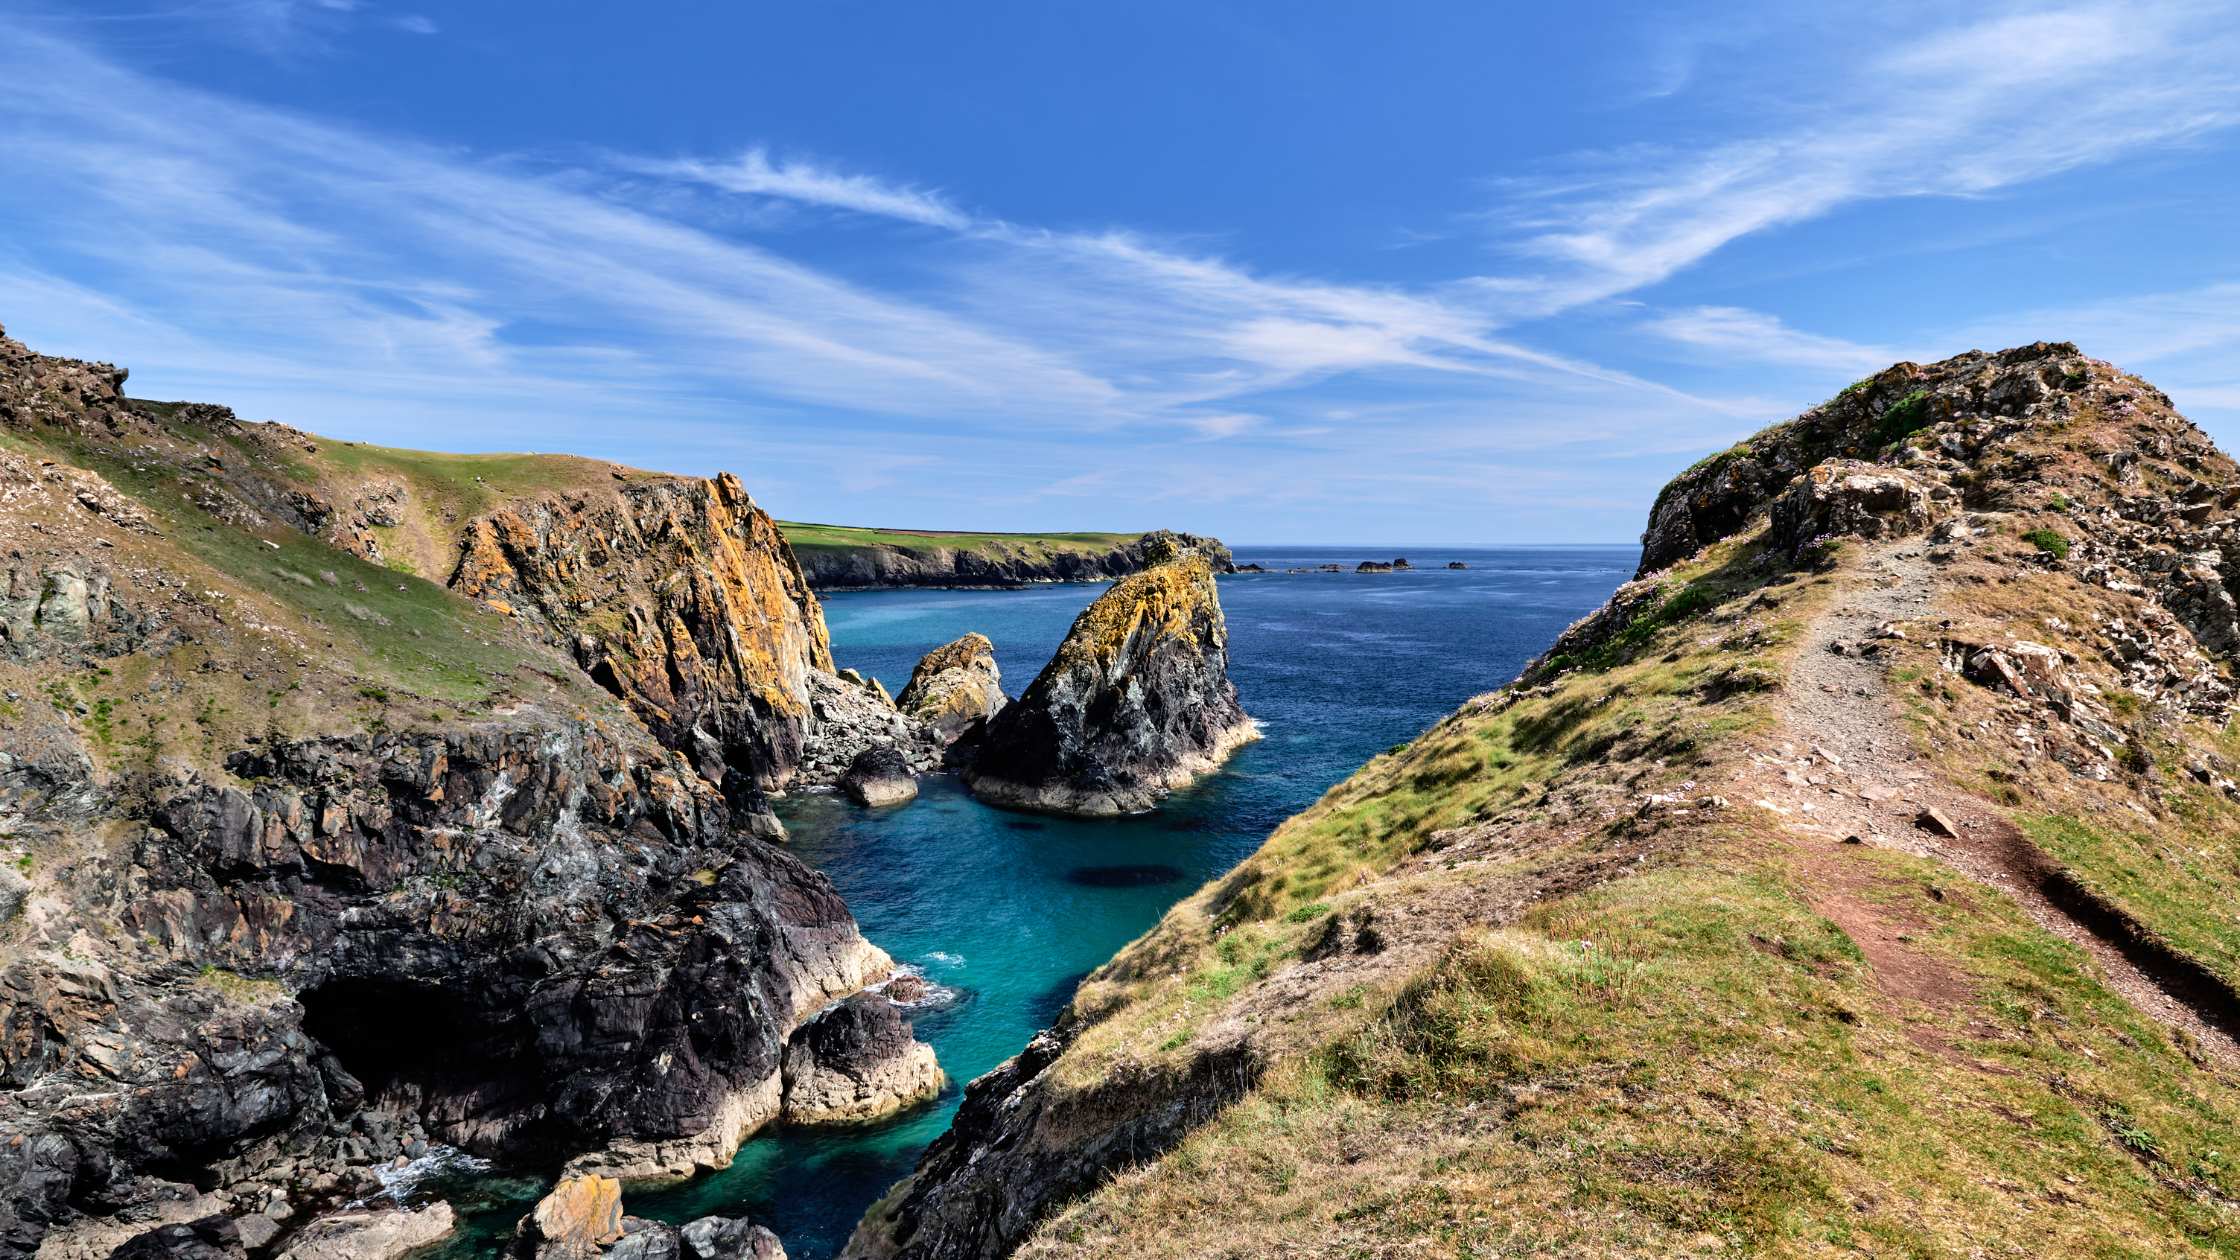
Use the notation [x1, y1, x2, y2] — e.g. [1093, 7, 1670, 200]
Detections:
[422, 545, 1636, 1257]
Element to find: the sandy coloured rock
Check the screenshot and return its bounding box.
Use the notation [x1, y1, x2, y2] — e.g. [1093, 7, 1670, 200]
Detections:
[894, 634, 1007, 742]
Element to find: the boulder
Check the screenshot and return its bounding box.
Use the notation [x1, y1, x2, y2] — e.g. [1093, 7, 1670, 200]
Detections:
[963, 541, 1255, 815]
[780, 998, 943, 1124]
[109, 1217, 244, 1260]
[894, 634, 1008, 742]
[678, 1217, 786, 1260]
[273, 1205, 454, 1260]
[837, 746, 917, 808]
[529, 1177, 624, 1249]
[1770, 461, 1946, 559]
[605, 1218, 679, 1260]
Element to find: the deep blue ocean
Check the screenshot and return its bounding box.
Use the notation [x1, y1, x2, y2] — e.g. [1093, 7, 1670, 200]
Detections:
[422, 545, 1635, 1257]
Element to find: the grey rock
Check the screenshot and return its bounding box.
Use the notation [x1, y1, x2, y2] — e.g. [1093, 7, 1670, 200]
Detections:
[678, 1216, 785, 1260]
[837, 747, 917, 808]
[109, 1216, 244, 1260]
[781, 999, 942, 1124]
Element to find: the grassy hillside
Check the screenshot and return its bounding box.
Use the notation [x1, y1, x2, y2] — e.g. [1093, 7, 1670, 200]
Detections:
[853, 345, 2240, 1260]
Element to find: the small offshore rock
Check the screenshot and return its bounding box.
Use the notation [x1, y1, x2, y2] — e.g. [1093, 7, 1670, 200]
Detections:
[965, 539, 1256, 815]
[780, 998, 943, 1124]
[528, 1176, 624, 1249]
[837, 746, 917, 807]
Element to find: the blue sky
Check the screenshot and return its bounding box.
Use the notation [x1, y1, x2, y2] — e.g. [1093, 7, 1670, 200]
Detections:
[2, 1, 2237, 544]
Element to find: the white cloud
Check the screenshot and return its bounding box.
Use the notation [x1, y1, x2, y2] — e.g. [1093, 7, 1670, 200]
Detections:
[1482, 3, 2240, 315]
[1644, 306, 1895, 372]
[649, 151, 974, 231]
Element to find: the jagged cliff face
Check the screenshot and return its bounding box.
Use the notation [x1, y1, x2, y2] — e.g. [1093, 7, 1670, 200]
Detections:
[851, 344, 2240, 1259]
[961, 545, 1255, 815]
[0, 323, 931, 1258]
[449, 472, 834, 803]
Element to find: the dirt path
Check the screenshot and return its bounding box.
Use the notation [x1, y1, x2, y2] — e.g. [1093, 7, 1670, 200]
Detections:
[1744, 539, 2240, 1064]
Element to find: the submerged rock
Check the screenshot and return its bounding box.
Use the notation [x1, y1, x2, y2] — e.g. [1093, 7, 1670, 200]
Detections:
[963, 541, 1255, 815]
[837, 746, 918, 807]
[894, 634, 1007, 742]
[780, 999, 943, 1124]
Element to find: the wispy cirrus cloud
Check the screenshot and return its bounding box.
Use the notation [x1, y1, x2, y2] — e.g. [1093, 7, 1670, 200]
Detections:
[1481, 4, 2240, 314]
[3, 0, 2239, 540]
[648, 150, 975, 231]
[1644, 307, 1895, 372]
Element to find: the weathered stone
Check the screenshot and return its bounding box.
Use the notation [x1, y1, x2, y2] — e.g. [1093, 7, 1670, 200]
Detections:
[677, 1216, 786, 1260]
[894, 634, 1007, 742]
[1770, 461, 1945, 559]
[781, 999, 943, 1124]
[963, 543, 1256, 815]
[273, 1205, 453, 1260]
[108, 1217, 244, 1260]
[837, 747, 918, 808]
[529, 1177, 623, 1247]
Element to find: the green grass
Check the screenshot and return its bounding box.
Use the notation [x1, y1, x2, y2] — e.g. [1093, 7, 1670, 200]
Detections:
[1024, 846, 2240, 1259]
[2019, 811, 2240, 990]
[776, 521, 1140, 558]
[2022, 528, 2072, 559]
[54, 433, 619, 732]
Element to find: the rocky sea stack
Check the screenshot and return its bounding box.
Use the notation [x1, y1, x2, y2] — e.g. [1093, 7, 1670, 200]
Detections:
[894, 633, 1007, 742]
[962, 535, 1255, 815]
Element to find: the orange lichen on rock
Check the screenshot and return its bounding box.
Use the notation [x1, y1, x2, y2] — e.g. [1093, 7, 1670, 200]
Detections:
[442, 470, 833, 797]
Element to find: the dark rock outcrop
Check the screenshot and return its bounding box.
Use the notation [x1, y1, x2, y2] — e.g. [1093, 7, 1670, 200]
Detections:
[837, 747, 917, 808]
[109, 1216, 244, 1260]
[962, 543, 1255, 815]
[780, 998, 943, 1123]
[838, 1024, 1253, 1260]
[894, 635, 1006, 743]
[789, 530, 1232, 591]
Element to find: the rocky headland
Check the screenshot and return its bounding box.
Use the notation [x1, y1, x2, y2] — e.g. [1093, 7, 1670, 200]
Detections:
[847, 343, 2240, 1258]
[961, 539, 1256, 815]
[779, 525, 1233, 592]
[0, 322, 942, 1257]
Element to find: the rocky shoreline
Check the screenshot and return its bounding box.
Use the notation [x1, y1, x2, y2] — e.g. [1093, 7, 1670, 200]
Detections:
[0, 321, 955, 1260]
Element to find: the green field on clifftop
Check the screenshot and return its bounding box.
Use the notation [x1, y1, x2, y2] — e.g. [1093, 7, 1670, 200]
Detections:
[775, 521, 1140, 557]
